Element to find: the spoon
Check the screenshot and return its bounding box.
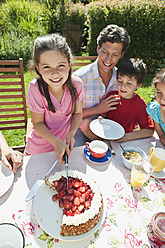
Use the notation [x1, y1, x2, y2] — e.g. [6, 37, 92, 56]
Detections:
[120, 145, 131, 160]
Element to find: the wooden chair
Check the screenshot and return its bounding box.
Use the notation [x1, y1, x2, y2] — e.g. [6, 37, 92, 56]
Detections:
[0, 58, 29, 152]
[72, 56, 97, 72]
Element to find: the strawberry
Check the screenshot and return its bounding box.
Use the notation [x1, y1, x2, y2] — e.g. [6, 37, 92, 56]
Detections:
[71, 205, 77, 212]
[72, 179, 80, 188]
[60, 176, 66, 182]
[83, 183, 89, 191]
[68, 188, 74, 194]
[52, 180, 58, 189]
[52, 194, 59, 202]
[67, 194, 74, 202]
[68, 177, 73, 182]
[64, 200, 72, 210]
[85, 190, 90, 200]
[78, 186, 86, 193]
[60, 189, 67, 197]
[90, 192, 94, 200]
[74, 197, 80, 206]
[75, 209, 81, 215]
[57, 182, 64, 191]
[79, 181, 83, 187]
[63, 209, 67, 215]
[78, 204, 84, 212]
[66, 210, 74, 216]
[84, 199, 91, 209]
[74, 189, 82, 197]
[59, 198, 64, 208]
[68, 181, 73, 189]
[80, 194, 86, 203]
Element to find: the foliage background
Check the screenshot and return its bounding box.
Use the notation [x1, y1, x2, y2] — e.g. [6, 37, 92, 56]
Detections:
[86, 0, 165, 73]
[0, 0, 164, 72]
[0, 0, 164, 146]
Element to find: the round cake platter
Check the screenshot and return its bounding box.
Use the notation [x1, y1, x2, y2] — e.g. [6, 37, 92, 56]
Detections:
[33, 182, 107, 241]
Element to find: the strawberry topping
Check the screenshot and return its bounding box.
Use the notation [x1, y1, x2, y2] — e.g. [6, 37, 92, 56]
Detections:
[51, 176, 94, 216]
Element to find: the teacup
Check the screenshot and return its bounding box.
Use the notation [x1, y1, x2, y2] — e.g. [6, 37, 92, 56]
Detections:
[0, 223, 25, 248]
[150, 147, 165, 172]
[105, 91, 120, 108]
[106, 90, 119, 97]
[85, 140, 108, 158]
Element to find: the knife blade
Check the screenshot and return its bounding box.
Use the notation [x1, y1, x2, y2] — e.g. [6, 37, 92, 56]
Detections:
[25, 179, 43, 202]
[25, 159, 58, 202]
[64, 152, 68, 191]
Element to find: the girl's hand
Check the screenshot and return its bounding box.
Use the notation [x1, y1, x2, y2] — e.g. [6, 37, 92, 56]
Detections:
[53, 139, 70, 164]
[1, 148, 23, 173]
[66, 131, 75, 152]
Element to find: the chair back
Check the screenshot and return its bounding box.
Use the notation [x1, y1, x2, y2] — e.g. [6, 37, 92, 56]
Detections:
[72, 56, 97, 72]
[0, 58, 27, 132]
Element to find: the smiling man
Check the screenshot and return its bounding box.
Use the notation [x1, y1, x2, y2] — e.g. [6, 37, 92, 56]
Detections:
[73, 24, 131, 141]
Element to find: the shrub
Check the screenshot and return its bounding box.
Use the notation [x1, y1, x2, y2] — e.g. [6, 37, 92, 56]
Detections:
[65, 2, 87, 26]
[86, 0, 165, 73]
[0, 0, 46, 65]
[41, 0, 62, 33]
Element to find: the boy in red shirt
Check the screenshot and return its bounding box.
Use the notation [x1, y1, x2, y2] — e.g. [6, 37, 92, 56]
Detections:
[103, 58, 154, 142]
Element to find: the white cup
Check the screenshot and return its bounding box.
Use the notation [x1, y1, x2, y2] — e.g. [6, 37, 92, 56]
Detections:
[85, 140, 108, 158]
[0, 223, 25, 248]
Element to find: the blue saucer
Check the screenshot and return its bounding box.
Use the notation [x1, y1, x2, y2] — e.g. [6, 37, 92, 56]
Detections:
[84, 147, 111, 164]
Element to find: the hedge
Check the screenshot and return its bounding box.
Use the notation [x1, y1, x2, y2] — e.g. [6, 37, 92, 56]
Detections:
[86, 0, 165, 73]
[0, 0, 164, 73]
[0, 0, 46, 66]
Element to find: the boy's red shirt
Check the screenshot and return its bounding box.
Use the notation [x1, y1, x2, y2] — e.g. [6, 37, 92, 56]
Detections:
[104, 92, 154, 133]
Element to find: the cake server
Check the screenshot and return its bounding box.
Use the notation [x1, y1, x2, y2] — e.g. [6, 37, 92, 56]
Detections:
[64, 152, 69, 191]
[25, 159, 58, 202]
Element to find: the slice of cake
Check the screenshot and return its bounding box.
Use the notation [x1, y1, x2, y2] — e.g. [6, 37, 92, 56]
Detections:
[45, 170, 103, 236]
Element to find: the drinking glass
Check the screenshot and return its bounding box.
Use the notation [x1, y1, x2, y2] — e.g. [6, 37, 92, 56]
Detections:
[130, 158, 154, 188]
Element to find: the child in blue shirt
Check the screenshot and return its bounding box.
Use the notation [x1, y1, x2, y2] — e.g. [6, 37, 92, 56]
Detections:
[146, 68, 165, 145]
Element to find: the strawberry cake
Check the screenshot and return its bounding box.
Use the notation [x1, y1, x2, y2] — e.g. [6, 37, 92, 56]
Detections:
[45, 170, 103, 236]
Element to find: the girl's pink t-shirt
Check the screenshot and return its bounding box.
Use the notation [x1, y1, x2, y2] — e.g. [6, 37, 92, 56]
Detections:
[26, 75, 83, 155]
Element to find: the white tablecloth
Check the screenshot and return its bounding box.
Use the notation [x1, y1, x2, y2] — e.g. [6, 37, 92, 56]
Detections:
[0, 133, 165, 248]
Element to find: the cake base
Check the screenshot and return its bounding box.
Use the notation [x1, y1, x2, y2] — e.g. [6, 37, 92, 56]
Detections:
[61, 197, 103, 236]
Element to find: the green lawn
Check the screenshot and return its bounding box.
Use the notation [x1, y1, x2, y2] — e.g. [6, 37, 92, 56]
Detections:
[2, 71, 155, 147]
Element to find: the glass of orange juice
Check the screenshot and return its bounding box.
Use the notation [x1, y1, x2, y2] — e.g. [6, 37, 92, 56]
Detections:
[130, 158, 154, 188]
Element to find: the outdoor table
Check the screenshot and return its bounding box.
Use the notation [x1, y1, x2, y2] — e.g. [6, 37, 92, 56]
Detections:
[0, 133, 165, 248]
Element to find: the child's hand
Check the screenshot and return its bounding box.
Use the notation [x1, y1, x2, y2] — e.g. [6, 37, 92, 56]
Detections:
[98, 94, 120, 113]
[53, 139, 70, 164]
[66, 132, 74, 152]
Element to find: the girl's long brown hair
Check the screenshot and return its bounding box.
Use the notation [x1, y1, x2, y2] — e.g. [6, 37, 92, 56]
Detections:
[33, 33, 78, 114]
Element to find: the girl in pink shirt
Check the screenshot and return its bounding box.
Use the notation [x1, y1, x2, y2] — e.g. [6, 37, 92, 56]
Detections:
[25, 34, 83, 163]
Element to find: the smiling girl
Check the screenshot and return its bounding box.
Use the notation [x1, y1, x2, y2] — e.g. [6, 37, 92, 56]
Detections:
[25, 34, 83, 163]
[147, 68, 165, 145]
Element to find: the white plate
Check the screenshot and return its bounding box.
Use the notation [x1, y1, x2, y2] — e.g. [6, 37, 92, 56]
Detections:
[33, 183, 106, 241]
[152, 169, 165, 179]
[90, 119, 125, 140]
[0, 161, 14, 197]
